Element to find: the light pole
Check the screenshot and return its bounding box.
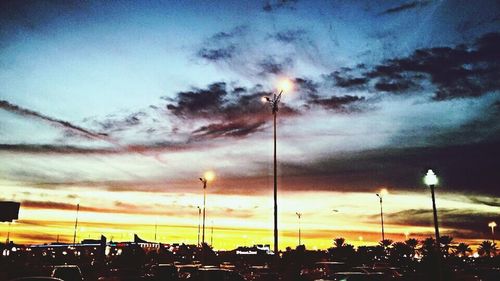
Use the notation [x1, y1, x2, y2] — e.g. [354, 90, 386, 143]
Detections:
[6, 222, 12, 244]
[376, 189, 388, 242]
[263, 78, 292, 256]
[197, 206, 201, 246]
[210, 220, 214, 246]
[424, 169, 442, 281]
[489, 221, 496, 244]
[296, 212, 302, 246]
[73, 202, 80, 246]
[424, 169, 440, 244]
[199, 171, 215, 245]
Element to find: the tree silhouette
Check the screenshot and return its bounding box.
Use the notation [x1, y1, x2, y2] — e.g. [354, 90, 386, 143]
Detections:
[379, 239, 393, 248]
[390, 242, 413, 260]
[453, 242, 472, 257]
[439, 235, 454, 256]
[478, 240, 497, 257]
[334, 237, 345, 248]
[329, 237, 355, 262]
[420, 237, 436, 257]
[405, 238, 418, 257]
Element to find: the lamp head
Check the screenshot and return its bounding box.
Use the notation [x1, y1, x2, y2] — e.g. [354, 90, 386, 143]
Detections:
[424, 169, 438, 186]
[203, 171, 215, 182]
[489, 221, 497, 228]
[277, 78, 294, 93]
[380, 188, 388, 196]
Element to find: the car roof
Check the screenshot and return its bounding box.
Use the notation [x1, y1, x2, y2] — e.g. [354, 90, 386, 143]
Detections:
[12, 276, 64, 281]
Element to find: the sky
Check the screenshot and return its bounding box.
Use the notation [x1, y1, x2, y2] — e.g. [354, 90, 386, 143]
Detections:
[0, 0, 499, 251]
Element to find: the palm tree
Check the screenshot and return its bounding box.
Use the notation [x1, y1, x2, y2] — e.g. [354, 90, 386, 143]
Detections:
[453, 242, 472, 257]
[439, 235, 454, 256]
[329, 237, 355, 261]
[405, 238, 419, 257]
[420, 237, 436, 257]
[334, 237, 346, 248]
[390, 242, 413, 260]
[379, 239, 393, 248]
[478, 240, 497, 257]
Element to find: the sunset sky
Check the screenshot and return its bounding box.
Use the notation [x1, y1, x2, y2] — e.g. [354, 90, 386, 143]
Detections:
[0, 0, 499, 250]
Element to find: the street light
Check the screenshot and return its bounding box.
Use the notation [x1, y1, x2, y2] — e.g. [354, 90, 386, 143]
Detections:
[296, 212, 302, 246]
[263, 78, 293, 256]
[197, 206, 201, 246]
[424, 169, 440, 244]
[489, 221, 497, 244]
[73, 201, 80, 246]
[376, 188, 388, 242]
[199, 171, 215, 245]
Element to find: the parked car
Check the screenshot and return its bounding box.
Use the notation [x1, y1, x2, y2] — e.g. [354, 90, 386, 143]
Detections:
[148, 263, 178, 281]
[187, 267, 245, 281]
[51, 265, 84, 281]
[97, 268, 148, 281]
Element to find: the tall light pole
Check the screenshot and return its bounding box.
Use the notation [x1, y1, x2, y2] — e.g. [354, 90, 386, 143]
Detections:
[6, 222, 12, 244]
[210, 220, 214, 246]
[424, 169, 440, 244]
[489, 221, 497, 244]
[197, 206, 201, 246]
[199, 171, 215, 245]
[376, 188, 388, 242]
[73, 202, 80, 246]
[424, 169, 442, 281]
[263, 78, 292, 256]
[296, 212, 302, 246]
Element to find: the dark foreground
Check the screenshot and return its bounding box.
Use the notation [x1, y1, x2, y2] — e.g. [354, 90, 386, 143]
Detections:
[1, 242, 499, 281]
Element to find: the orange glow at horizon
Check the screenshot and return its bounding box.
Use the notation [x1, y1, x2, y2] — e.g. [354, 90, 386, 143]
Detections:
[1, 187, 495, 251]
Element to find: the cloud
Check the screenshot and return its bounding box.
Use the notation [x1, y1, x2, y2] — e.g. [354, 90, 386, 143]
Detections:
[292, 77, 368, 113]
[198, 45, 237, 61]
[263, 0, 298, 12]
[196, 25, 247, 63]
[381, 208, 499, 239]
[192, 120, 267, 139]
[380, 1, 431, 15]
[257, 56, 294, 76]
[465, 196, 500, 208]
[278, 141, 500, 196]
[0, 100, 108, 140]
[327, 71, 369, 89]
[270, 29, 308, 44]
[166, 82, 299, 139]
[366, 32, 500, 99]
[308, 95, 366, 112]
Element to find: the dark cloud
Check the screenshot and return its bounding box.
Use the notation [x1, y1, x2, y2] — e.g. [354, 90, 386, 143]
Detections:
[293, 76, 367, 113]
[166, 82, 228, 119]
[294, 77, 319, 98]
[380, 1, 431, 15]
[166, 82, 298, 139]
[366, 32, 500, 99]
[380, 208, 499, 239]
[309, 95, 366, 112]
[327, 71, 368, 89]
[196, 25, 247, 63]
[0, 144, 118, 154]
[192, 120, 267, 139]
[258, 56, 293, 76]
[279, 141, 500, 196]
[198, 45, 236, 61]
[374, 79, 415, 93]
[270, 29, 307, 44]
[263, 0, 298, 12]
[0, 100, 108, 140]
[465, 196, 500, 208]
